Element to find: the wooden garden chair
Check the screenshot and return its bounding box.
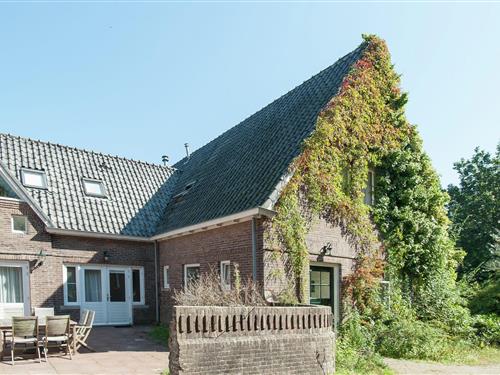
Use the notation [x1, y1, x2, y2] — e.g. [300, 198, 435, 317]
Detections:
[74, 309, 95, 352]
[41, 315, 72, 361]
[8, 316, 41, 365]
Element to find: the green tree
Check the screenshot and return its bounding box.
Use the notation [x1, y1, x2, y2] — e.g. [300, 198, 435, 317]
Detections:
[447, 144, 500, 280]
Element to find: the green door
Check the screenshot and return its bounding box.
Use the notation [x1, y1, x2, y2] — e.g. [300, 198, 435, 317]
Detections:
[309, 266, 333, 307]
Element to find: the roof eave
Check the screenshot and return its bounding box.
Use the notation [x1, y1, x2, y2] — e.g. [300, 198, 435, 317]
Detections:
[152, 206, 276, 242]
[0, 162, 54, 228]
[46, 227, 154, 243]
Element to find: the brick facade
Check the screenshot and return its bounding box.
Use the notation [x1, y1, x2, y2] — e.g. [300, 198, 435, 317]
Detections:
[0, 197, 156, 324]
[158, 215, 358, 324]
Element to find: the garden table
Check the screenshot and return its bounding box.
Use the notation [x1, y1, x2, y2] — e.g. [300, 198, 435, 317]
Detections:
[0, 317, 78, 358]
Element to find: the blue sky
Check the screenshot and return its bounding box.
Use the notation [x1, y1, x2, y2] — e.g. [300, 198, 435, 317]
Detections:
[0, 2, 498, 186]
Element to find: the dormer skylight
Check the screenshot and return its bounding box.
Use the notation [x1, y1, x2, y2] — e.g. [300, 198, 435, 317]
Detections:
[20, 168, 47, 189]
[82, 178, 107, 198]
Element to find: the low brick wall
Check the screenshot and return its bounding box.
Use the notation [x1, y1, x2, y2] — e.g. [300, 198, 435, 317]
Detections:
[169, 305, 335, 375]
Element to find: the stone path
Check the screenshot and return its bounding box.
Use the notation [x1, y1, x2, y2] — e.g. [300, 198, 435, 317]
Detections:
[0, 325, 168, 374]
[385, 358, 500, 375]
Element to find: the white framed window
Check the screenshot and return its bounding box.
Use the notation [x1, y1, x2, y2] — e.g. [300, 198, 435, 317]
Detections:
[363, 169, 375, 206]
[20, 168, 47, 189]
[220, 261, 231, 290]
[82, 178, 107, 198]
[184, 264, 200, 288]
[0, 261, 31, 316]
[11, 215, 27, 234]
[63, 265, 79, 305]
[132, 267, 145, 305]
[163, 266, 170, 289]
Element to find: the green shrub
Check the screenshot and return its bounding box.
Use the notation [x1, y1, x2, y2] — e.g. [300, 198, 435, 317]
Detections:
[375, 316, 452, 360]
[336, 311, 388, 374]
[472, 314, 500, 346]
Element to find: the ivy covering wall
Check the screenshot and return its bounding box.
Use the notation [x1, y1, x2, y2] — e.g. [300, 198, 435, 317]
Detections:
[268, 35, 462, 320]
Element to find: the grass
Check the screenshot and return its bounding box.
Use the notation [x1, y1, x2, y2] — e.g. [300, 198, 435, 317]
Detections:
[149, 324, 169, 346]
[439, 345, 500, 366]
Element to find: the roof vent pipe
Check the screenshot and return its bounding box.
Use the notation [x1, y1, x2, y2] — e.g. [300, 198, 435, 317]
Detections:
[184, 143, 190, 159]
[161, 155, 169, 167]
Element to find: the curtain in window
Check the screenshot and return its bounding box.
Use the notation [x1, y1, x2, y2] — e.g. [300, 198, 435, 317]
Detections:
[84, 269, 102, 302]
[0, 266, 23, 303]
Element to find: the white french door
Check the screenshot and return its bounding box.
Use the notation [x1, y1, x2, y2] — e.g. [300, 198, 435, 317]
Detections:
[80, 266, 132, 325]
[0, 261, 30, 319]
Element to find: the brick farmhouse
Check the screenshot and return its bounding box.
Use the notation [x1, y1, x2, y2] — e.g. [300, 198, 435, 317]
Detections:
[0, 42, 369, 326]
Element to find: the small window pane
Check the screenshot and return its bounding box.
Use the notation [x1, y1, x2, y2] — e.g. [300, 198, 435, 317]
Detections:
[0, 266, 23, 303]
[163, 267, 169, 289]
[320, 271, 330, 285]
[310, 284, 320, 299]
[320, 285, 331, 299]
[83, 179, 106, 197]
[310, 271, 321, 286]
[84, 269, 102, 302]
[66, 266, 77, 303]
[12, 216, 27, 233]
[132, 269, 141, 302]
[109, 272, 126, 302]
[185, 266, 199, 286]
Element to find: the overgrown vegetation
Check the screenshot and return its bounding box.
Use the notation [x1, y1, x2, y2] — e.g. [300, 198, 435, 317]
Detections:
[266, 34, 499, 373]
[173, 265, 266, 307]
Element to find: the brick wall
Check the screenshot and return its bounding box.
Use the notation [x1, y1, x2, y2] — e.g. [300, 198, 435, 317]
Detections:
[0, 198, 156, 323]
[158, 220, 264, 324]
[263, 215, 357, 301]
[169, 305, 335, 375]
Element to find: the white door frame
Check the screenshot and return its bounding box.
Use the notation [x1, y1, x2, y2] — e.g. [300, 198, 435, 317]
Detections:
[79, 264, 133, 326]
[105, 266, 133, 326]
[0, 260, 31, 317]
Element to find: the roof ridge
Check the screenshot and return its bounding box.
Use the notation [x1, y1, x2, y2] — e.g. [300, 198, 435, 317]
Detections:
[0, 132, 174, 172]
[173, 41, 368, 168]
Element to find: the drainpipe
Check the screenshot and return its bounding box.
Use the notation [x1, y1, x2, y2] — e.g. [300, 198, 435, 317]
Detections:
[251, 218, 257, 282]
[154, 240, 159, 323]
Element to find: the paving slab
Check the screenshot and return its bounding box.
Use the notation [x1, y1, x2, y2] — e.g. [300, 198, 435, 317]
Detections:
[0, 325, 168, 375]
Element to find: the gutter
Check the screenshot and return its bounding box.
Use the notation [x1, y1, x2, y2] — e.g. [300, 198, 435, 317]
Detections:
[45, 227, 153, 243]
[151, 206, 275, 241]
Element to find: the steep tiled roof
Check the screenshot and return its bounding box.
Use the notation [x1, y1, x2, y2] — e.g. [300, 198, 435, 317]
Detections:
[155, 42, 367, 234]
[1, 40, 367, 239]
[0, 133, 176, 237]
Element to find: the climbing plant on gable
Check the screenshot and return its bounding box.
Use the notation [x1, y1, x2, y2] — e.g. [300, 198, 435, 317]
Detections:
[268, 35, 463, 324]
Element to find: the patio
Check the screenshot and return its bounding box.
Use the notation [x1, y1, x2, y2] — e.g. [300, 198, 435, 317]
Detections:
[0, 325, 168, 374]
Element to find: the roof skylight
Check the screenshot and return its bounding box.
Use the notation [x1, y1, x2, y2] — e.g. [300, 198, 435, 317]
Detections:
[82, 178, 107, 198]
[20, 168, 47, 189]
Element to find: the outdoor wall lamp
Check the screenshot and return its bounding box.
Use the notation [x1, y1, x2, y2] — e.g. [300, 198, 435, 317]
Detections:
[103, 251, 110, 263]
[320, 242, 333, 256]
[32, 249, 47, 270]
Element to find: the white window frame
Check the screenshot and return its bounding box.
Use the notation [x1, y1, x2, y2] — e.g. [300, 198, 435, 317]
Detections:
[163, 266, 170, 289]
[63, 264, 80, 306]
[82, 178, 107, 198]
[131, 267, 145, 305]
[20, 168, 47, 189]
[0, 260, 31, 316]
[220, 261, 231, 290]
[11, 215, 27, 234]
[183, 263, 200, 288]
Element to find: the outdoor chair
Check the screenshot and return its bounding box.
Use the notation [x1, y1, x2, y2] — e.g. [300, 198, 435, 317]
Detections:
[34, 307, 55, 335]
[74, 309, 95, 352]
[8, 316, 41, 365]
[41, 315, 72, 361]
